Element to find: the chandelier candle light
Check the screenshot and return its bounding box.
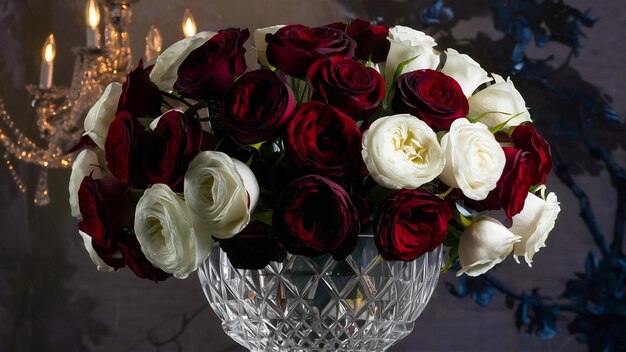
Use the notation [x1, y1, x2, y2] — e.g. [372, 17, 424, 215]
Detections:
[0, 0, 175, 205]
[85, 0, 101, 48]
[69, 18, 561, 351]
[182, 8, 197, 38]
[39, 34, 56, 89]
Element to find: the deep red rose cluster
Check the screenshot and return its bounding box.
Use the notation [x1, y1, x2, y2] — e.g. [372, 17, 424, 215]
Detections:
[72, 18, 556, 280]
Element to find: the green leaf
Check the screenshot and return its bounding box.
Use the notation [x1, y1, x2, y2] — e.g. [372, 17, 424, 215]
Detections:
[489, 111, 526, 134]
[440, 247, 459, 273]
[455, 201, 474, 228]
[365, 185, 396, 205]
[467, 110, 510, 123]
[436, 186, 454, 199]
[250, 209, 273, 226]
[384, 55, 420, 109]
[393, 55, 420, 83]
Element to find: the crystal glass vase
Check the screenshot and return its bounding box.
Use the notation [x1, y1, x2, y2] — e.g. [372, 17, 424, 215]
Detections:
[198, 236, 442, 352]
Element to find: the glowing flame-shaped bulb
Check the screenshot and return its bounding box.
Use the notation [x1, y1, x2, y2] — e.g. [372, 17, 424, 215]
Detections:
[182, 9, 197, 38]
[40, 34, 55, 88]
[86, 0, 100, 29]
[42, 34, 56, 63]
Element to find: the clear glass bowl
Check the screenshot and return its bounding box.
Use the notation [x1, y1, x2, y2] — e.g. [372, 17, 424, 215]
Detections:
[198, 236, 442, 352]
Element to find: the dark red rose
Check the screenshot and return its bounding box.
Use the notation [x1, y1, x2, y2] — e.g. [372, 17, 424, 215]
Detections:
[274, 175, 360, 259]
[88, 230, 170, 282]
[117, 60, 162, 117]
[374, 189, 451, 261]
[221, 70, 295, 144]
[307, 57, 385, 119]
[286, 102, 365, 179]
[219, 221, 286, 269]
[118, 236, 171, 281]
[90, 240, 126, 270]
[474, 147, 536, 218]
[266, 24, 356, 77]
[174, 28, 249, 100]
[66, 135, 97, 154]
[392, 69, 469, 131]
[77, 176, 135, 249]
[105, 111, 150, 188]
[346, 19, 390, 63]
[144, 110, 203, 192]
[76, 175, 170, 282]
[323, 22, 347, 31]
[512, 124, 552, 185]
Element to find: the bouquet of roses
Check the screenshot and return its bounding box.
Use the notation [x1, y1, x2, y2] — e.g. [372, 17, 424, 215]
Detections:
[69, 19, 560, 282]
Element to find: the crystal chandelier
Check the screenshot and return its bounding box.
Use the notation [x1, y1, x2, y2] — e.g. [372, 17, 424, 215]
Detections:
[0, 0, 169, 205]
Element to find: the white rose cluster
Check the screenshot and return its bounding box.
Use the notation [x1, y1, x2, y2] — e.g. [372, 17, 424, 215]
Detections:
[133, 151, 259, 278]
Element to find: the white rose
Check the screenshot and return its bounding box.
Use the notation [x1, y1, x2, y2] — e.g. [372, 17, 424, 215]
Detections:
[254, 25, 284, 67]
[439, 118, 506, 200]
[150, 31, 216, 91]
[362, 114, 445, 189]
[385, 25, 439, 82]
[468, 74, 531, 129]
[134, 184, 211, 279]
[511, 192, 561, 266]
[441, 49, 491, 97]
[68, 148, 109, 219]
[83, 82, 122, 149]
[457, 217, 521, 277]
[78, 230, 115, 272]
[184, 151, 258, 239]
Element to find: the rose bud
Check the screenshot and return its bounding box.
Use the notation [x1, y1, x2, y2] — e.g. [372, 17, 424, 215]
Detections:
[144, 110, 203, 192]
[374, 189, 451, 261]
[174, 28, 249, 100]
[511, 192, 560, 266]
[134, 184, 213, 279]
[184, 151, 258, 239]
[472, 147, 536, 218]
[385, 26, 439, 82]
[219, 221, 286, 270]
[468, 74, 531, 129]
[117, 60, 163, 118]
[307, 57, 385, 119]
[84, 82, 122, 149]
[286, 102, 365, 179]
[440, 49, 491, 97]
[150, 31, 216, 91]
[439, 118, 506, 201]
[104, 111, 150, 188]
[77, 176, 136, 249]
[274, 175, 360, 259]
[221, 70, 295, 144]
[69, 148, 109, 219]
[512, 124, 552, 185]
[266, 24, 356, 77]
[346, 19, 390, 63]
[392, 69, 469, 131]
[362, 114, 444, 190]
[457, 217, 521, 277]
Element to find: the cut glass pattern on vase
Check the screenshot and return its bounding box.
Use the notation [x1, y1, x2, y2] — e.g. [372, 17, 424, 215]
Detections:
[199, 237, 442, 352]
